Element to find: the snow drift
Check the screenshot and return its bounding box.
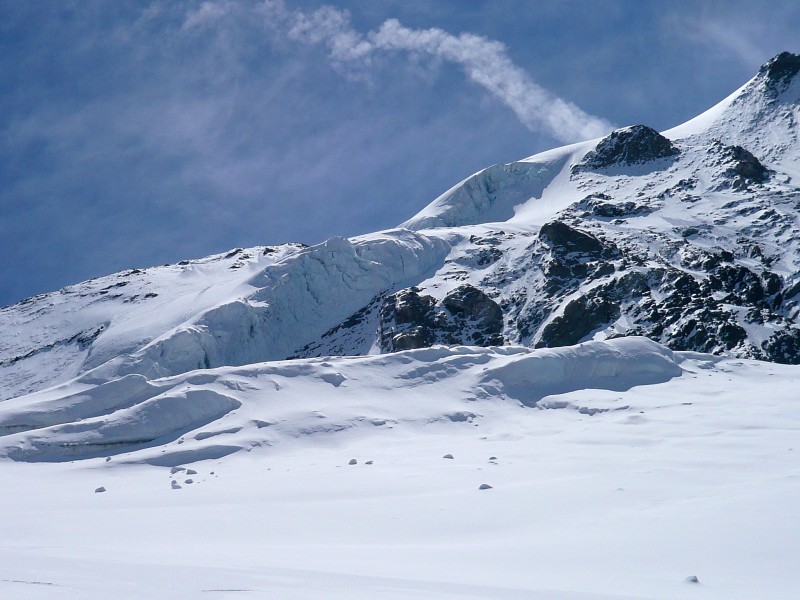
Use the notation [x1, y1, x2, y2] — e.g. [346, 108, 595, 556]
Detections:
[0, 337, 680, 463]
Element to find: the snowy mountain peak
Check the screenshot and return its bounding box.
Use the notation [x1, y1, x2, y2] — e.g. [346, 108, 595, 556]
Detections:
[758, 51, 800, 97]
[4, 54, 800, 407]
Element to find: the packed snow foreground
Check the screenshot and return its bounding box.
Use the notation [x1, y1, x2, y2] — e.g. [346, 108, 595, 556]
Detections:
[2, 53, 800, 599]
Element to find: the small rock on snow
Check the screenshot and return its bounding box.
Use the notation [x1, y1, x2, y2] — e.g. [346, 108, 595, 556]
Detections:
[186, 469, 197, 475]
[684, 576, 700, 584]
[348, 458, 357, 465]
[94, 486, 106, 493]
[478, 483, 493, 490]
[443, 454, 454, 459]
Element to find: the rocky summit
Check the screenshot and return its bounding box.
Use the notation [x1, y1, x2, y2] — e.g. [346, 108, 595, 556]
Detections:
[3, 52, 800, 403]
[575, 124, 680, 171]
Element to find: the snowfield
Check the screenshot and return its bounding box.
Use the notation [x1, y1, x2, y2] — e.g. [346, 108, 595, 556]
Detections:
[1, 337, 800, 599]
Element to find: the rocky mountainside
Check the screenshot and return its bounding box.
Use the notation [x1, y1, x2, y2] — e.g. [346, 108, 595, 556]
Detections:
[3, 52, 800, 402]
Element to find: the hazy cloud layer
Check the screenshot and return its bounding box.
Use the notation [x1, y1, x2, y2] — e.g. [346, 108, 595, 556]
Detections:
[254, 0, 613, 142]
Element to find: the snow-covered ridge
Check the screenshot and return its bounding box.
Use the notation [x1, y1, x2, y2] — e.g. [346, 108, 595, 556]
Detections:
[667, 51, 800, 172]
[399, 145, 576, 231]
[0, 230, 450, 400]
[406, 52, 800, 232]
[112, 230, 451, 380]
[0, 243, 306, 400]
[4, 52, 800, 402]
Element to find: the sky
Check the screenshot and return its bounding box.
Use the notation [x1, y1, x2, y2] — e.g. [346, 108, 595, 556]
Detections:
[1, 0, 799, 307]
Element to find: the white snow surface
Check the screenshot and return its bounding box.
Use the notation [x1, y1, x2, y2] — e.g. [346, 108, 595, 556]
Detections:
[0, 244, 306, 400]
[1, 337, 799, 598]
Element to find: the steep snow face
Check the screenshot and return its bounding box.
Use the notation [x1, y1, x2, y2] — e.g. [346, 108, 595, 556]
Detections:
[666, 52, 800, 174]
[0, 244, 305, 400]
[0, 230, 449, 398]
[400, 146, 576, 231]
[108, 230, 451, 380]
[404, 53, 800, 233]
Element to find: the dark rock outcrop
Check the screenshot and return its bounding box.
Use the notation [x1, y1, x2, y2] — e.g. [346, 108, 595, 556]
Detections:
[379, 284, 504, 352]
[574, 193, 652, 219]
[540, 221, 608, 256]
[535, 272, 648, 348]
[538, 221, 619, 294]
[393, 288, 436, 326]
[538, 295, 619, 348]
[762, 328, 800, 364]
[760, 51, 800, 94]
[576, 125, 679, 171]
[715, 143, 770, 190]
[379, 288, 438, 352]
[443, 284, 504, 345]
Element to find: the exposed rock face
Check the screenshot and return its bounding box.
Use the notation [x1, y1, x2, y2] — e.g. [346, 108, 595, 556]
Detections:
[442, 285, 504, 345]
[538, 295, 619, 348]
[576, 125, 679, 171]
[379, 284, 504, 352]
[762, 328, 800, 363]
[537, 221, 619, 294]
[574, 193, 652, 219]
[393, 288, 436, 328]
[713, 142, 770, 190]
[460, 215, 800, 361]
[760, 51, 800, 94]
[728, 145, 769, 183]
[539, 221, 608, 255]
[379, 288, 437, 351]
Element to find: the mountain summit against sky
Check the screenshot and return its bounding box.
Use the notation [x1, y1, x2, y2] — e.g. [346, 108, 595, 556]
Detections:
[3, 52, 800, 404]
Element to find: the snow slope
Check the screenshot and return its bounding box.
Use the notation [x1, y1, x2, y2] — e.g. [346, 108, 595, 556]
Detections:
[1, 337, 799, 599]
[0, 243, 306, 399]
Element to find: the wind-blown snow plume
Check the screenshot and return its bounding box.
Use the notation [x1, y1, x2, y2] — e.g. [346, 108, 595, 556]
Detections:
[257, 1, 613, 142]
